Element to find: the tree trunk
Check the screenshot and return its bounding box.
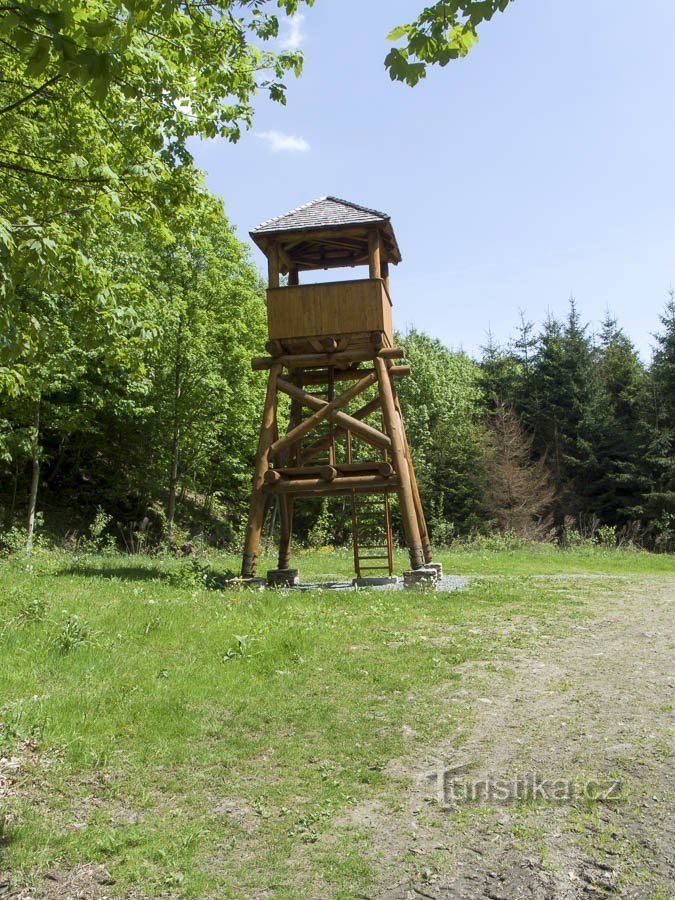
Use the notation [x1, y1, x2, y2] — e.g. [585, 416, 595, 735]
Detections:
[6, 458, 19, 527]
[167, 420, 180, 540]
[166, 312, 184, 544]
[26, 398, 40, 551]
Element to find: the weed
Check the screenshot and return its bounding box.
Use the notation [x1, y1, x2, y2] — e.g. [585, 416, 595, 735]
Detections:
[171, 557, 236, 590]
[53, 612, 94, 654]
[223, 634, 252, 661]
[16, 595, 47, 624]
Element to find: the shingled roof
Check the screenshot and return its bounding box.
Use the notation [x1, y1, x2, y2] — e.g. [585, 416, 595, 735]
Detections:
[251, 196, 390, 235]
[250, 196, 402, 270]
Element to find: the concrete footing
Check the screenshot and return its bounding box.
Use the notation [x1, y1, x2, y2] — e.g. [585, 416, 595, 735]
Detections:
[403, 567, 438, 589]
[239, 577, 267, 589]
[353, 575, 400, 588]
[266, 568, 300, 588]
[426, 562, 443, 579]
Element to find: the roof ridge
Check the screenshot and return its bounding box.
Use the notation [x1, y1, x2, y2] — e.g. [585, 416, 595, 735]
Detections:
[253, 196, 328, 232]
[251, 196, 389, 233]
[324, 196, 390, 221]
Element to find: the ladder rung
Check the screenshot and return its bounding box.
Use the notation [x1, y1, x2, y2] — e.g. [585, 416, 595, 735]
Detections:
[357, 554, 390, 560]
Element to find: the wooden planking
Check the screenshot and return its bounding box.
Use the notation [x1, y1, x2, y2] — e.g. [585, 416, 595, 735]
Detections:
[267, 278, 393, 343]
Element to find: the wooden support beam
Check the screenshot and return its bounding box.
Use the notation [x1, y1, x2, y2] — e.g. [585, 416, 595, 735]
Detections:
[368, 229, 382, 279]
[301, 366, 369, 386]
[268, 465, 337, 482]
[301, 396, 382, 462]
[334, 461, 394, 476]
[300, 365, 408, 386]
[390, 377, 432, 564]
[381, 259, 390, 294]
[251, 347, 404, 371]
[278, 496, 294, 570]
[267, 243, 280, 289]
[270, 372, 377, 458]
[276, 378, 391, 453]
[374, 357, 425, 570]
[265, 474, 399, 496]
[241, 363, 282, 577]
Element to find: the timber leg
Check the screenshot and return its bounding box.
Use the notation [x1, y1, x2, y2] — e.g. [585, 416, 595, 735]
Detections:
[391, 380, 433, 564]
[374, 357, 425, 570]
[277, 496, 294, 570]
[241, 363, 282, 578]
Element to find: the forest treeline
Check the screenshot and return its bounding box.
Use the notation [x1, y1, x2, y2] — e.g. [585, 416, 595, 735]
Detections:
[1, 179, 674, 552]
[1, 1, 673, 553]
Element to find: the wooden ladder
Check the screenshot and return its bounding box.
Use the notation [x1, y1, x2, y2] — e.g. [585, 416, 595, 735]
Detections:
[351, 492, 394, 577]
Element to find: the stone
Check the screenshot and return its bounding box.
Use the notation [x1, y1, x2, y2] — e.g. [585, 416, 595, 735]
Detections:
[403, 567, 438, 589]
[266, 568, 299, 588]
[426, 562, 443, 579]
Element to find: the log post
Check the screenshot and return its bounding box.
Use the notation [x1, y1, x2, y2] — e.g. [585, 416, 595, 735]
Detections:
[368, 229, 382, 279]
[381, 259, 390, 294]
[392, 383, 432, 564]
[277, 496, 294, 570]
[241, 363, 282, 577]
[374, 357, 425, 569]
[267, 243, 280, 289]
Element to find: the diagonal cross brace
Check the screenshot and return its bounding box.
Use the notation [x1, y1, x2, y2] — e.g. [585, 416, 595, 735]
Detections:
[270, 372, 377, 458]
[274, 377, 392, 455]
[301, 396, 383, 462]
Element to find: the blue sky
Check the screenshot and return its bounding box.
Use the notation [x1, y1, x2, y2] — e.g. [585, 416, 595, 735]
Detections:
[190, 0, 675, 361]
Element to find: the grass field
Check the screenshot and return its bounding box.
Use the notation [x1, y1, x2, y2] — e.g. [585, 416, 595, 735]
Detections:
[0, 545, 673, 897]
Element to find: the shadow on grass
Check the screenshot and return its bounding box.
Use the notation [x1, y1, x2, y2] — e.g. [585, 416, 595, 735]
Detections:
[55, 564, 170, 582]
[55, 560, 239, 590]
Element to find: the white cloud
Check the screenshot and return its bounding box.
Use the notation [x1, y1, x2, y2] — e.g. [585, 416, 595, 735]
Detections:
[256, 130, 311, 153]
[278, 13, 305, 51]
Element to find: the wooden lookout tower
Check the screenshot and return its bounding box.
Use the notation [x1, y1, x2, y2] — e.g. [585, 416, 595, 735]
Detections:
[241, 196, 434, 584]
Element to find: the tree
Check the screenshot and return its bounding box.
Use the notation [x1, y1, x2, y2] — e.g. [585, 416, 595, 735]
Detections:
[386, 0, 516, 85]
[482, 402, 554, 538]
[396, 330, 485, 537]
[525, 301, 602, 527]
[643, 294, 675, 535]
[589, 314, 651, 526]
[147, 197, 267, 542]
[0, 1, 311, 391]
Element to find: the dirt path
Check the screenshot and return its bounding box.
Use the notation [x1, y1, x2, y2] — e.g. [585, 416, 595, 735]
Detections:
[341, 577, 674, 899]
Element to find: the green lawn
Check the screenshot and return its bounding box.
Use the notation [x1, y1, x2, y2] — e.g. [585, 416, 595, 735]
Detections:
[0, 545, 672, 896]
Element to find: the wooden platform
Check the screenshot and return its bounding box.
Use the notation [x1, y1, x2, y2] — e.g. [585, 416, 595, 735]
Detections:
[267, 278, 393, 351]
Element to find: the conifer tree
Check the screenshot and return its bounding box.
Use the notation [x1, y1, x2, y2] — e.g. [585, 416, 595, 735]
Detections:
[590, 314, 651, 525]
[526, 300, 601, 527]
[643, 294, 675, 542]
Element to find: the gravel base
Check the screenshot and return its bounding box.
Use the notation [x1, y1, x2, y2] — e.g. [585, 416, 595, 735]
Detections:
[268, 575, 471, 592]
